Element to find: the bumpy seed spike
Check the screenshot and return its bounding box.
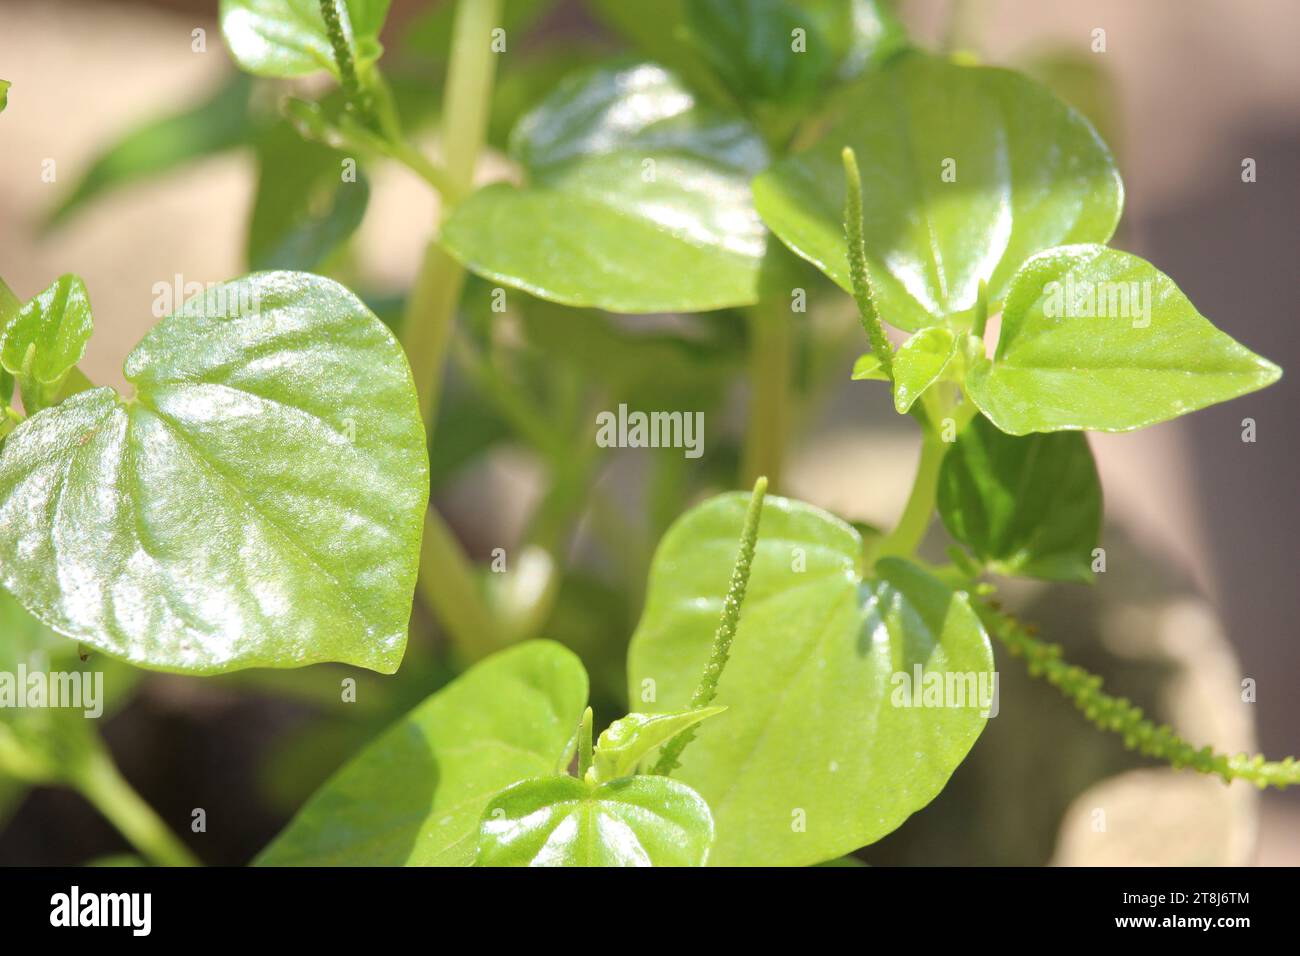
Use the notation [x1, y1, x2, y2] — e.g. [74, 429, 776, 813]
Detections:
[652, 477, 768, 777]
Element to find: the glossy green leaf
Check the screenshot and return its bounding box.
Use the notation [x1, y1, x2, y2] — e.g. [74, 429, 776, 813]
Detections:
[219, 0, 389, 78]
[753, 51, 1122, 331]
[0, 272, 427, 674]
[627, 492, 994, 865]
[938, 415, 1101, 581]
[591, 706, 725, 783]
[683, 0, 839, 108]
[891, 326, 955, 413]
[1, 275, 93, 392]
[475, 774, 714, 866]
[441, 62, 772, 313]
[249, 120, 371, 271]
[48, 74, 256, 227]
[0, 80, 10, 112]
[967, 244, 1282, 433]
[258, 641, 589, 865]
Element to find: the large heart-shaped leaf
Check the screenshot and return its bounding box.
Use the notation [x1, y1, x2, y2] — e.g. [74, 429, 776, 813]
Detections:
[220, 0, 390, 78]
[753, 51, 1122, 331]
[967, 244, 1282, 433]
[441, 62, 772, 313]
[258, 641, 589, 865]
[0, 272, 427, 675]
[627, 492, 994, 866]
[475, 774, 714, 866]
[938, 414, 1101, 582]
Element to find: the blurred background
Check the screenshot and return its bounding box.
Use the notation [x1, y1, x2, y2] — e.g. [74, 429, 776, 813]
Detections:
[0, 0, 1296, 865]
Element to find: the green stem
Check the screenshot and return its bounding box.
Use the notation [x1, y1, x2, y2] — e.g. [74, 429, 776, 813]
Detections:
[742, 304, 791, 493]
[874, 430, 945, 560]
[400, 0, 501, 428]
[74, 748, 199, 867]
[403, 0, 503, 658]
[842, 147, 895, 381]
[979, 599, 1300, 789]
[654, 477, 768, 776]
[418, 507, 500, 662]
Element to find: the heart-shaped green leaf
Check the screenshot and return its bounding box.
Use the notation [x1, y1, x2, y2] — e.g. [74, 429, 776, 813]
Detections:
[1, 275, 93, 407]
[258, 641, 589, 865]
[753, 51, 1122, 331]
[220, 0, 389, 78]
[891, 325, 956, 413]
[475, 774, 714, 866]
[0, 272, 427, 675]
[627, 492, 994, 866]
[592, 707, 725, 783]
[441, 62, 773, 313]
[967, 244, 1282, 433]
[938, 414, 1101, 581]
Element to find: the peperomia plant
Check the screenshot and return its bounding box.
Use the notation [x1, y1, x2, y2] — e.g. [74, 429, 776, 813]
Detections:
[3, 0, 1296, 867]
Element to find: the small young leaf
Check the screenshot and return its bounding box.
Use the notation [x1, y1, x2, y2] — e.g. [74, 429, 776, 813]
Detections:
[0, 272, 427, 674]
[937, 414, 1102, 581]
[259, 641, 589, 866]
[628, 492, 994, 866]
[0, 281, 17, 407]
[475, 774, 714, 866]
[220, 0, 389, 78]
[441, 62, 772, 313]
[753, 52, 1122, 330]
[591, 707, 726, 783]
[891, 326, 956, 413]
[1, 275, 93, 410]
[966, 244, 1282, 433]
[850, 352, 887, 381]
[0, 80, 10, 112]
